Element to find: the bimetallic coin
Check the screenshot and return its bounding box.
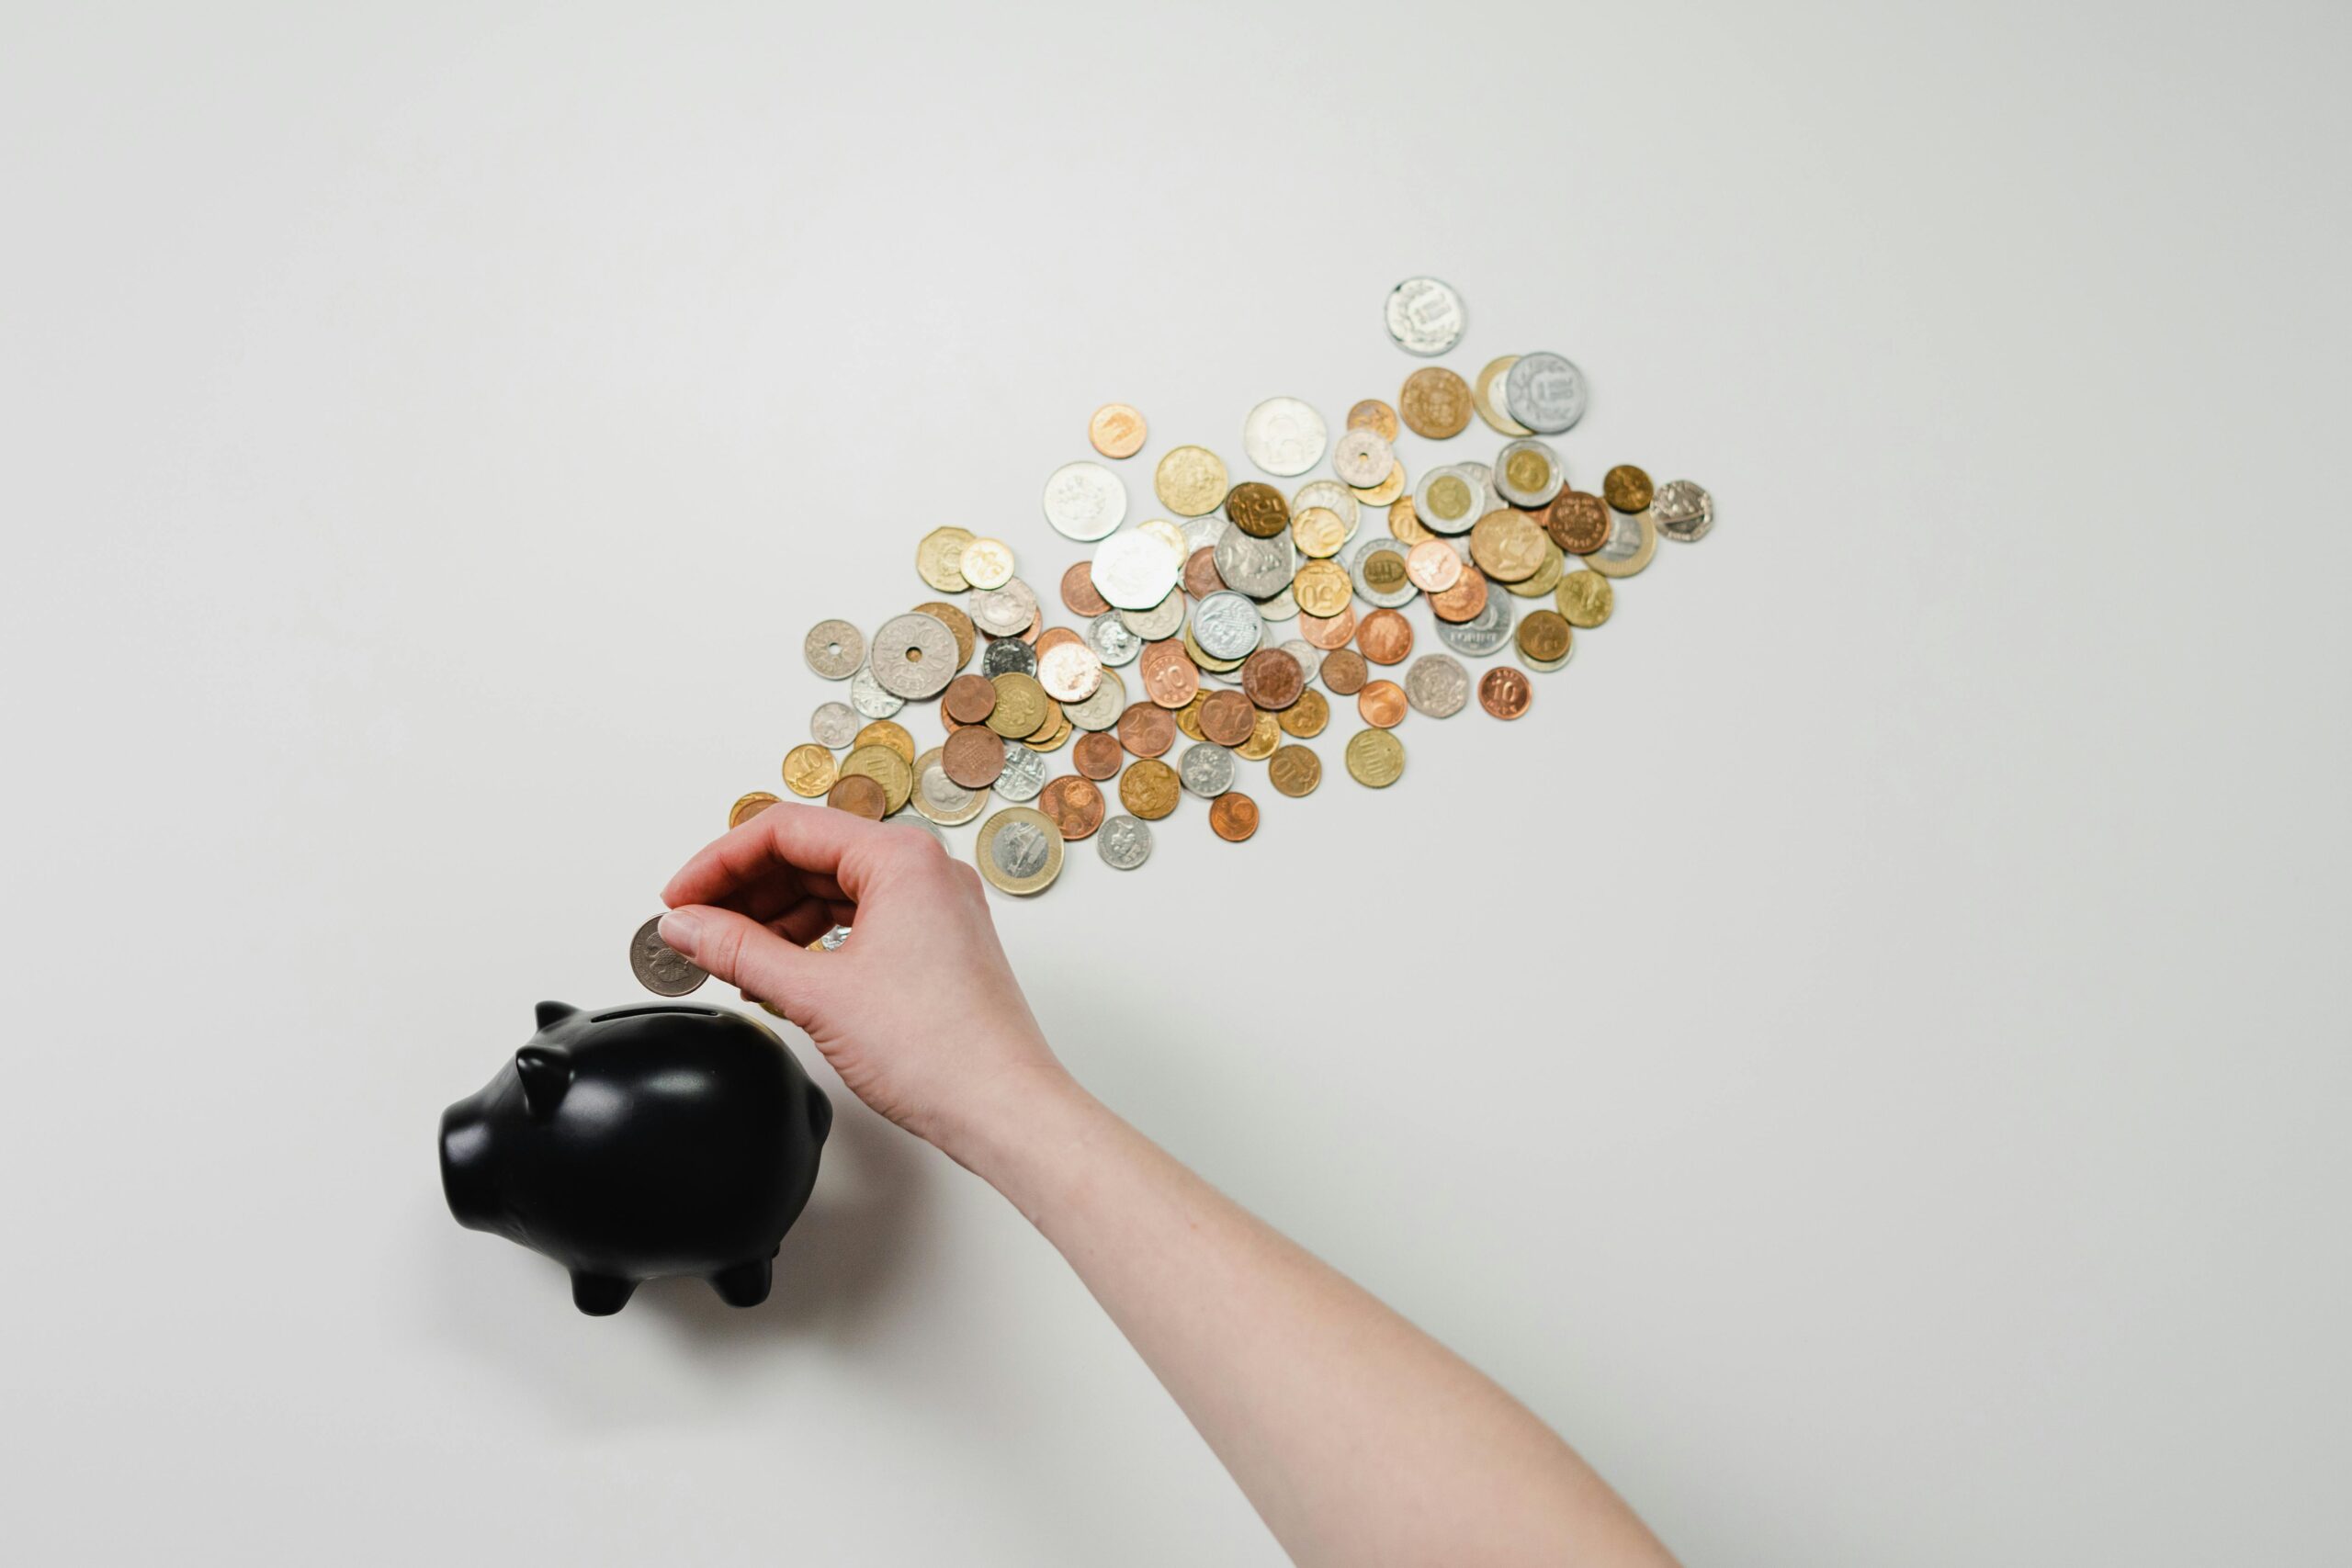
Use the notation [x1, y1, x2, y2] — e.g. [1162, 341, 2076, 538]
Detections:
[825, 773, 888, 819]
[1119, 590, 1186, 641]
[1214, 526, 1296, 600]
[994, 742, 1047, 801]
[976, 807, 1065, 896]
[1037, 640, 1105, 703]
[1399, 367, 1474, 439]
[1504, 352, 1589, 434]
[917, 527, 976, 592]
[1407, 538, 1463, 593]
[1478, 666, 1532, 719]
[630, 915, 707, 997]
[1331, 426, 1394, 488]
[1347, 399, 1400, 441]
[1344, 728, 1405, 788]
[1603, 464, 1656, 513]
[1208, 791, 1260, 842]
[1385, 276, 1467, 356]
[1091, 528, 1184, 611]
[1269, 743, 1321, 797]
[1556, 569, 1614, 628]
[1155, 445, 1229, 516]
[1320, 648, 1368, 695]
[1043, 460, 1127, 542]
[804, 619, 865, 680]
[969, 578, 1040, 637]
[1468, 509, 1548, 583]
[981, 637, 1038, 678]
[1493, 439, 1565, 508]
[1242, 397, 1328, 478]
[1089, 403, 1147, 459]
[1086, 609, 1143, 667]
[1358, 607, 1414, 665]
[1037, 775, 1106, 841]
[1292, 558, 1352, 619]
[1347, 534, 1419, 609]
[729, 791, 779, 829]
[911, 748, 990, 826]
[811, 701, 861, 748]
[783, 742, 838, 797]
[1118, 758, 1182, 819]
[1096, 814, 1152, 870]
[1585, 508, 1658, 578]
[1474, 355, 1532, 436]
[1404, 653, 1471, 718]
[1193, 591, 1264, 660]
[1653, 479, 1715, 543]
[1434, 586, 1515, 657]
[1179, 741, 1237, 797]
[1064, 666, 1126, 731]
[869, 613, 959, 699]
[957, 537, 1016, 592]
[1517, 609, 1574, 667]
[1415, 465, 1484, 535]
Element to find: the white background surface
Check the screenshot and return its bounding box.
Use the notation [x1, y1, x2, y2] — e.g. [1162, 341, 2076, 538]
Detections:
[5, 2, 2346, 1562]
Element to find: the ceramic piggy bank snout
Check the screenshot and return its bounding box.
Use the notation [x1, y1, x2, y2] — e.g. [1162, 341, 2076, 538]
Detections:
[440, 999, 831, 1315]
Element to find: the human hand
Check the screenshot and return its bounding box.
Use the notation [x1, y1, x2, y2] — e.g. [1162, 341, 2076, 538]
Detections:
[656, 805, 1074, 1164]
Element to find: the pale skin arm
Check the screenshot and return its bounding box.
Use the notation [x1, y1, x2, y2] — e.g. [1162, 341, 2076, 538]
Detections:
[659, 805, 1678, 1568]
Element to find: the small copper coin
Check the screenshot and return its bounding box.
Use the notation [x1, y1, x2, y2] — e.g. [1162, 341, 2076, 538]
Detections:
[1319, 648, 1369, 695]
[1517, 609, 1573, 664]
[824, 773, 888, 819]
[1140, 639, 1202, 708]
[1358, 608, 1414, 665]
[1197, 689, 1257, 746]
[942, 725, 1008, 789]
[1399, 367, 1474, 439]
[1208, 791, 1260, 842]
[1089, 403, 1148, 459]
[1060, 560, 1111, 618]
[1225, 481, 1291, 539]
[1543, 491, 1611, 555]
[1116, 702, 1177, 758]
[1603, 464, 1656, 513]
[1478, 666, 1533, 720]
[1357, 680, 1408, 728]
[1119, 758, 1182, 819]
[1347, 399, 1399, 442]
[1268, 743, 1321, 797]
[1072, 730, 1124, 780]
[1428, 566, 1490, 624]
[1038, 775, 1107, 840]
[1297, 604, 1357, 650]
[1239, 648, 1304, 710]
[1182, 546, 1226, 599]
[1406, 539, 1463, 592]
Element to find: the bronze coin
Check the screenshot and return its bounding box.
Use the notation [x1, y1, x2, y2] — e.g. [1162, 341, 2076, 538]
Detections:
[1118, 758, 1182, 819]
[1357, 680, 1408, 728]
[1038, 775, 1106, 840]
[1197, 689, 1257, 746]
[1319, 648, 1368, 695]
[1225, 481, 1290, 539]
[1116, 702, 1176, 758]
[1060, 560, 1111, 617]
[1238, 648, 1304, 710]
[1398, 367, 1474, 439]
[1543, 491, 1611, 555]
[1140, 639, 1202, 708]
[1517, 610, 1573, 664]
[1035, 626, 1084, 660]
[824, 773, 888, 819]
[1297, 604, 1358, 650]
[942, 725, 1007, 789]
[1428, 566, 1489, 624]
[1602, 465, 1655, 514]
[915, 600, 978, 670]
[1278, 687, 1329, 738]
[1208, 791, 1260, 842]
[1357, 608, 1414, 665]
[1347, 399, 1399, 442]
[1478, 666, 1533, 720]
[1268, 743, 1321, 797]
[944, 672, 999, 726]
[1072, 730, 1124, 780]
[1182, 545, 1226, 599]
[729, 791, 780, 829]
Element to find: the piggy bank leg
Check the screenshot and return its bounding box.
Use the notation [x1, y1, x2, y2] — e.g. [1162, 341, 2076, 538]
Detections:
[707, 1254, 774, 1308]
[570, 1269, 638, 1316]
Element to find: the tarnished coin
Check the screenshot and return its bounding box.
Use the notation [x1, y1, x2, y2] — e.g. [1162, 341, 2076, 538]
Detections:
[1139, 638, 1202, 708]
[1291, 479, 1361, 538]
[1292, 505, 1347, 559]
[1117, 701, 1177, 758]
[911, 748, 990, 826]
[1296, 604, 1356, 650]
[1479, 666, 1533, 719]
[854, 718, 916, 766]
[1043, 460, 1127, 542]
[1091, 528, 1183, 611]
[1086, 609, 1143, 667]
[1119, 758, 1182, 819]
[944, 672, 999, 726]
[1197, 689, 1256, 746]
[825, 773, 888, 819]
[1399, 367, 1474, 439]
[1208, 791, 1260, 843]
[969, 578, 1040, 637]
[1358, 607, 1414, 665]
[1183, 545, 1227, 599]
[917, 527, 976, 592]
[811, 701, 861, 749]
[1434, 585, 1514, 656]
[1357, 679, 1408, 728]
[986, 671, 1049, 739]
[1493, 439, 1565, 508]
[1179, 741, 1237, 797]
[840, 743, 913, 815]
[1064, 666, 1126, 731]
[976, 807, 1064, 896]
[1214, 526, 1296, 600]
[1406, 538, 1463, 593]
[1428, 561, 1490, 625]
[1517, 609, 1574, 667]
[631, 915, 707, 997]
[1242, 397, 1328, 478]
[1344, 728, 1405, 788]
[1155, 446, 1229, 516]
[1060, 559, 1112, 617]
[1225, 480, 1290, 539]
[1269, 743, 1321, 797]
[1119, 590, 1186, 641]
[1280, 637, 1322, 686]
[1652, 479, 1715, 543]
[942, 724, 1007, 789]
[783, 742, 838, 798]
[1505, 537, 1566, 598]
[1404, 653, 1471, 718]
[1351, 458, 1408, 506]
[1073, 730, 1125, 780]
[1097, 814, 1152, 870]
[1320, 647, 1369, 695]
[1331, 426, 1394, 488]
[1474, 355, 1532, 436]
[1504, 352, 1589, 434]
[1279, 687, 1329, 738]
[1037, 775, 1106, 840]
[1347, 399, 1400, 441]
[729, 792, 779, 829]
[1555, 569, 1614, 628]
[849, 664, 906, 719]
[1089, 403, 1148, 459]
[804, 619, 865, 680]
[869, 613, 959, 698]
[1602, 464, 1655, 513]
[1385, 276, 1466, 356]
[1037, 640, 1105, 703]
[1240, 647, 1304, 710]
[957, 537, 1016, 592]
[1415, 465, 1484, 535]
[1348, 534, 1419, 609]
[1193, 590, 1264, 661]
[1585, 508, 1658, 578]
[981, 637, 1038, 678]
[1540, 490, 1611, 556]
[1292, 558, 1352, 619]
[1469, 509, 1548, 583]
[993, 741, 1047, 801]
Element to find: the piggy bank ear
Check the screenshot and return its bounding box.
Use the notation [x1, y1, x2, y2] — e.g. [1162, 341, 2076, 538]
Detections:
[515, 1043, 573, 1120]
[535, 1000, 580, 1031]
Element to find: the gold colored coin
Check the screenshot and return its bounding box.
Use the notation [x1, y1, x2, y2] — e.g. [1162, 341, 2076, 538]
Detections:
[1155, 446, 1229, 517]
[1182, 626, 1245, 674]
[1398, 367, 1474, 439]
[1238, 706, 1281, 761]
[1585, 509, 1658, 579]
[1278, 688, 1329, 738]
[1603, 464, 1656, 513]
[1090, 403, 1148, 459]
[854, 719, 916, 767]
[1556, 570, 1615, 628]
[1119, 758, 1182, 819]
[1517, 609, 1574, 665]
[958, 536, 1016, 591]
[986, 671, 1049, 738]
[1268, 744, 1321, 797]
[914, 600, 977, 669]
[729, 791, 780, 828]
[1225, 480, 1289, 538]
[1029, 709, 1072, 751]
[916, 527, 976, 592]
[1388, 492, 1433, 547]
[1025, 696, 1066, 742]
[782, 743, 838, 798]
[1347, 399, 1399, 442]
[1173, 689, 1209, 741]
[1361, 546, 1411, 599]
[1292, 558, 1352, 618]
[1344, 728, 1406, 789]
[1506, 538, 1566, 598]
[1351, 459, 1408, 506]
[839, 743, 913, 815]
[1293, 505, 1347, 559]
[1468, 509, 1548, 582]
[1474, 355, 1532, 436]
[975, 806, 1065, 896]
[1423, 472, 1480, 531]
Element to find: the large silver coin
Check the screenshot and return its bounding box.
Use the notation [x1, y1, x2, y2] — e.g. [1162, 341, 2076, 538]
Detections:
[1290, 479, 1360, 539]
[1653, 479, 1715, 543]
[810, 701, 860, 749]
[1503, 352, 1589, 434]
[1331, 427, 1394, 488]
[1119, 590, 1186, 642]
[1433, 586, 1515, 657]
[1096, 814, 1152, 870]
[1042, 460, 1127, 542]
[1064, 666, 1126, 730]
[1345, 533, 1419, 610]
[869, 612, 958, 699]
[1214, 527, 1296, 600]
[980, 637, 1038, 677]
[1242, 396, 1328, 478]
[1280, 638, 1322, 685]
[1403, 653, 1470, 718]
[993, 742, 1047, 802]
[803, 619, 865, 680]
[629, 915, 707, 998]
[1384, 276, 1466, 356]
[1192, 591, 1264, 660]
[1413, 465, 1485, 536]
[1091, 529, 1183, 611]
[848, 664, 905, 718]
[1178, 742, 1237, 797]
[1086, 610, 1143, 667]
[968, 578, 1038, 637]
[1491, 438, 1565, 508]
[910, 748, 989, 826]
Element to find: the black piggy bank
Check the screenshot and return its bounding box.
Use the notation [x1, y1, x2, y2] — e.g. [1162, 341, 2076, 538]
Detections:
[440, 1000, 832, 1314]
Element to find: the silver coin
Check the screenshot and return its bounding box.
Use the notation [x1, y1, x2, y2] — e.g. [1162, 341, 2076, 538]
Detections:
[1086, 610, 1143, 667]
[993, 742, 1046, 802]
[1385, 276, 1466, 356]
[814, 924, 852, 951]
[1256, 583, 1298, 623]
[968, 577, 1039, 637]
[1091, 529, 1183, 611]
[980, 637, 1038, 677]
[1096, 814, 1152, 870]
[1290, 479, 1360, 540]
[1653, 479, 1715, 543]
[869, 612, 959, 699]
[1589, 508, 1654, 571]
[803, 619, 865, 680]
[1178, 742, 1237, 797]
[810, 701, 860, 749]
[1491, 438, 1565, 508]
[1180, 513, 1229, 553]
[1280, 638, 1322, 685]
[910, 749, 989, 826]
[1503, 352, 1588, 434]
[1042, 460, 1127, 542]
[1214, 526, 1296, 600]
[1345, 533, 1420, 610]
[1433, 587, 1516, 658]
[1330, 427, 1394, 488]
[1413, 465, 1486, 536]
[1064, 666, 1126, 730]
[629, 915, 707, 998]
[1192, 591, 1264, 660]
[1521, 638, 1573, 674]
[848, 664, 905, 718]
[1120, 590, 1186, 641]
[989, 816, 1056, 879]
[1459, 459, 1492, 491]
[1242, 396, 1328, 478]
[1403, 652, 1470, 718]
[1036, 639, 1104, 703]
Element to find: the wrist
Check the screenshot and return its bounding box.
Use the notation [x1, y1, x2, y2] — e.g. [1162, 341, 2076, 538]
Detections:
[934, 1055, 1113, 1206]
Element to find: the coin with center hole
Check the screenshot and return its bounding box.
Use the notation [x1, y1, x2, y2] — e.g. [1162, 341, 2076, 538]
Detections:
[869, 613, 959, 699]
[804, 619, 865, 680]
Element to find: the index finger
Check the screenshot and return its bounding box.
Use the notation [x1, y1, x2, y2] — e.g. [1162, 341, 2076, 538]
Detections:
[661, 801, 900, 911]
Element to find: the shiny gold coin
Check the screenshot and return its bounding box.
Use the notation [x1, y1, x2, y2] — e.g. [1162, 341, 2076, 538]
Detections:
[839, 743, 913, 815]
[1268, 743, 1321, 797]
[975, 806, 1065, 896]
[1585, 509, 1658, 579]
[781, 743, 838, 798]
[1474, 355, 1532, 436]
[1225, 480, 1290, 539]
[1238, 706, 1282, 761]
[1119, 758, 1182, 819]
[1603, 464, 1656, 513]
[1089, 403, 1148, 459]
[1388, 492, 1433, 547]
[1555, 570, 1615, 628]
[1351, 458, 1408, 506]
[986, 671, 1050, 738]
[729, 791, 780, 828]
[1279, 688, 1329, 738]
[1517, 609, 1574, 665]
[1346, 399, 1399, 442]
[1292, 558, 1352, 618]
[854, 719, 916, 767]
[958, 536, 1016, 591]
[1293, 505, 1347, 559]
[1398, 367, 1474, 439]
[1344, 728, 1406, 788]
[915, 600, 978, 670]
[916, 527, 976, 592]
[1155, 445, 1229, 517]
[1506, 538, 1566, 598]
[1468, 509, 1548, 582]
[1173, 689, 1209, 741]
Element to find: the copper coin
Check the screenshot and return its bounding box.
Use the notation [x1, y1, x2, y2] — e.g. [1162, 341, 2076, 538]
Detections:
[1603, 464, 1655, 514]
[915, 600, 978, 670]
[1399, 367, 1474, 439]
[1116, 702, 1176, 758]
[1406, 539, 1463, 592]
[1268, 743, 1321, 797]
[1089, 402, 1148, 459]
[1119, 758, 1182, 819]
[1208, 791, 1260, 842]
[1347, 399, 1399, 442]
[942, 725, 1007, 789]
[1225, 481, 1290, 539]
[1035, 626, 1084, 660]
[1073, 730, 1124, 780]
[729, 791, 780, 829]
[1182, 545, 1226, 599]
[1239, 648, 1304, 710]
[1358, 608, 1414, 665]
[1140, 639, 1202, 708]
[1319, 648, 1368, 695]
[824, 773, 888, 819]
[1038, 775, 1106, 840]
[1197, 689, 1257, 746]
[1059, 560, 1111, 617]
[1357, 680, 1408, 728]
[1478, 665, 1532, 719]
[1517, 609, 1573, 664]
[1428, 566, 1489, 624]
[944, 672, 999, 726]
[939, 694, 967, 733]
[1543, 491, 1611, 555]
[1297, 604, 1358, 650]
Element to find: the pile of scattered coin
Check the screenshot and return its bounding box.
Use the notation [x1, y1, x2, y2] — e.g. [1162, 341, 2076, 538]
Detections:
[631, 277, 1713, 991]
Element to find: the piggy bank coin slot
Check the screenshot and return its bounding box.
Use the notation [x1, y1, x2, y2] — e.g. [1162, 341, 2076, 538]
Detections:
[589, 1004, 727, 1023]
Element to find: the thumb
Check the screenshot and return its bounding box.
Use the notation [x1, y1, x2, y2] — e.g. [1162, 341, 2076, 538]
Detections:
[659, 906, 832, 1025]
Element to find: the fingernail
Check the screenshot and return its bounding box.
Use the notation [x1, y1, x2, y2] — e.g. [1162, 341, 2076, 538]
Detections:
[658, 908, 702, 957]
